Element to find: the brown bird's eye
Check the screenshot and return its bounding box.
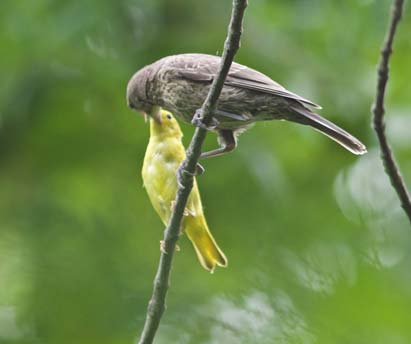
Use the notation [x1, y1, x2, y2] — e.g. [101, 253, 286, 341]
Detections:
[166, 114, 172, 120]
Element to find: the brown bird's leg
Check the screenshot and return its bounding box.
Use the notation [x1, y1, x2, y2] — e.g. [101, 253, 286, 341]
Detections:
[200, 130, 237, 159]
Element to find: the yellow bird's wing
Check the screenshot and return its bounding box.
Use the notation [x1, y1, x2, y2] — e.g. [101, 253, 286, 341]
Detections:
[183, 181, 227, 272]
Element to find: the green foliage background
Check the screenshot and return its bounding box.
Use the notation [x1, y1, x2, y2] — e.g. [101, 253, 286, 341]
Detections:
[1, 0, 411, 343]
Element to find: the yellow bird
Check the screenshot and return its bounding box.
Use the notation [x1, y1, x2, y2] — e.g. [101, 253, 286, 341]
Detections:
[142, 109, 227, 272]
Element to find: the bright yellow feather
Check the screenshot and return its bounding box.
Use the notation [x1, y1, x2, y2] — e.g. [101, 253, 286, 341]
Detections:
[142, 110, 227, 272]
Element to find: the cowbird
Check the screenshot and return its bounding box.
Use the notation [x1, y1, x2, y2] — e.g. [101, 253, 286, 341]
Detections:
[127, 53, 366, 158]
[142, 109, 227, 272]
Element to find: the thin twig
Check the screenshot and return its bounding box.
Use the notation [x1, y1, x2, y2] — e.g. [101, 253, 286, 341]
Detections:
[137, 1, 248, 343]
[372, 0, 411, 224]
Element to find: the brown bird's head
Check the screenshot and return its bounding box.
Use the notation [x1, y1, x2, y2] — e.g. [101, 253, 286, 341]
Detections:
[127, 65, 161, 123]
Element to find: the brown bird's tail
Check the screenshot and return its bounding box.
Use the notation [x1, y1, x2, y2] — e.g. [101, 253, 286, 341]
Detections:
[184, 216, 227, 273]
[288, 105, 367, 155]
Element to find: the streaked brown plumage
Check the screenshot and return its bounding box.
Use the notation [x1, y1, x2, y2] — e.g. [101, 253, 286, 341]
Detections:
[127, 53, 366, 158]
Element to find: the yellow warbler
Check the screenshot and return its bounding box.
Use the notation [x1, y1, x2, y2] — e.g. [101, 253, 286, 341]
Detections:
[142, 110, 227, 272]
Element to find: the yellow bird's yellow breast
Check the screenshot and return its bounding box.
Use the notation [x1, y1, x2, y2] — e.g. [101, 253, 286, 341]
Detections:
[142, 137, 186, 223]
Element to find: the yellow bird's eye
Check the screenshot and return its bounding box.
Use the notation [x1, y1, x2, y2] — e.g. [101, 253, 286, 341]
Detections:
[166, 114, 172, 120]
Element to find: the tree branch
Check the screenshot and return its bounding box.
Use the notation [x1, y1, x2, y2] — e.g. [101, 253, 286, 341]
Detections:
[372, 0, 411, 225]
[137, 1, 248, 343]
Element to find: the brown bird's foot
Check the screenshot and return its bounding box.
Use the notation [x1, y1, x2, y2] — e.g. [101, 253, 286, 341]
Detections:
[191, 109, 207, 129]
[192, 109, 220, 130]
[170, 200, 188, 215]
[177, 162, 204, 188]
[160, 240, 180, 254]
[195, 162, 205, 175]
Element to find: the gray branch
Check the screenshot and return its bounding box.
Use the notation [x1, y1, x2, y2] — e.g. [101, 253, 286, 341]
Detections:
[372, 0, 411, 224]
[137, 1, 248, 343]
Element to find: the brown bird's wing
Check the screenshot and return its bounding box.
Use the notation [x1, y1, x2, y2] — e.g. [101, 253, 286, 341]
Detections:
[225, 63, 321, 109]
[174, 54, 321, 109]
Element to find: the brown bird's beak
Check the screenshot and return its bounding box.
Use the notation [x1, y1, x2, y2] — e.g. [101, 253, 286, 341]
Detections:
[150, 106, 162, 125]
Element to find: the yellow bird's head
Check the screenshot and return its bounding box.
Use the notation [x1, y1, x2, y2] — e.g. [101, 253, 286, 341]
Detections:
[150, 110, 183, 139]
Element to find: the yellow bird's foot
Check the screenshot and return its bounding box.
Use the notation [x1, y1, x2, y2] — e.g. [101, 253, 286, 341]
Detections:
[186, 208, 196, 216]
[159, 240, 180, 254]
[170, 200, 176, 212]
[160, 240, 167, 254]
[170, 200, 195, 217]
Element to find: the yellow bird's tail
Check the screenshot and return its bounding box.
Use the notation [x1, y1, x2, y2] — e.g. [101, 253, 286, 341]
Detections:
[184, 216, 227, 273]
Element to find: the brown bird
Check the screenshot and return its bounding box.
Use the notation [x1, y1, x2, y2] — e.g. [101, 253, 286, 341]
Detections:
[127, 53, 367, 158]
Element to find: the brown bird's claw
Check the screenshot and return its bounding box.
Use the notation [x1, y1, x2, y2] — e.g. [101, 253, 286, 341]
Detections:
[177, 162, 204, 188]
[195, 163, 205, 176]
[177, 161, 201, 188]
[192, 109, 220, 130]
[191, 109, 206, 128]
